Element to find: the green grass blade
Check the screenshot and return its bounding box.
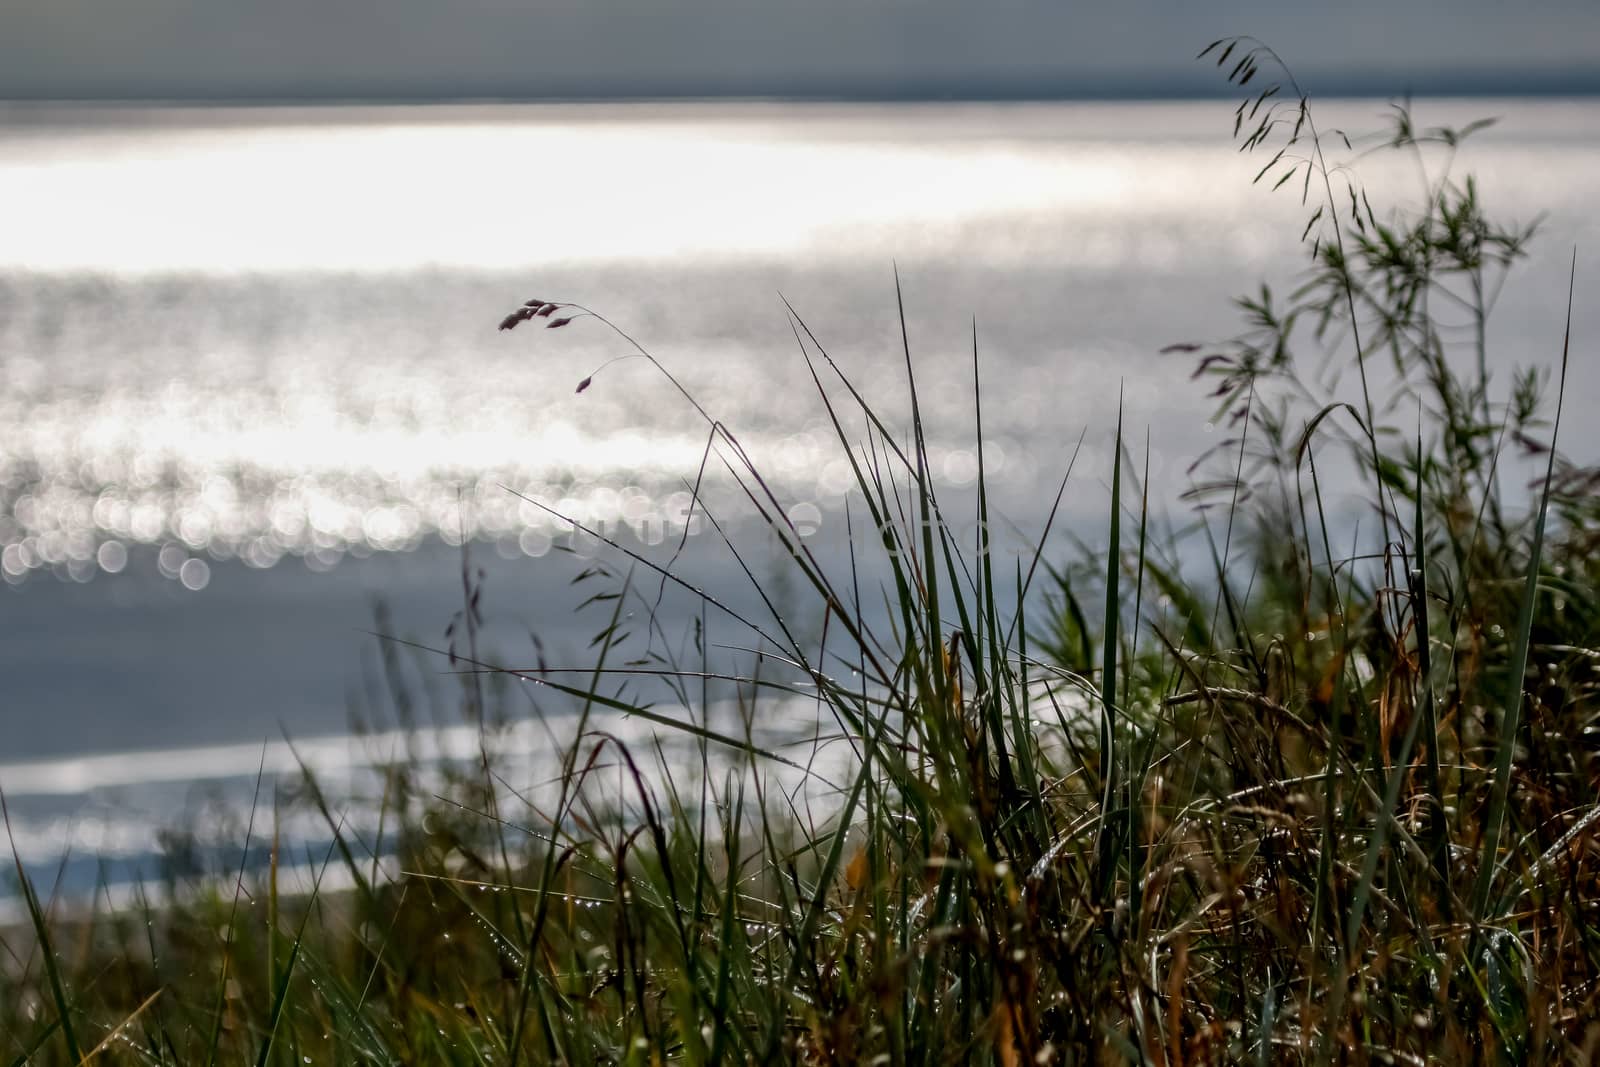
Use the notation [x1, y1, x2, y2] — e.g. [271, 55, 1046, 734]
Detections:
[1410, 411, 1449, 907]
[8, 1019, 61, 1067]
[1, 784, 82, 1063]
[205, 743, 270, 1067]
[1095, 390, 1124, 903]
[255, 828, 342, 1067]
[1470, 251, 1575, 922]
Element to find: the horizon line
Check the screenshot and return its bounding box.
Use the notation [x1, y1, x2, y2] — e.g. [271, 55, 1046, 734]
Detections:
[5, 68, 1600, 110]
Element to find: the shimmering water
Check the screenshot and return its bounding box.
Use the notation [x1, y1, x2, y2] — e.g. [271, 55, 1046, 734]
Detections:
[0, 99, 1596, 896]
[4, 101, 1595, 584]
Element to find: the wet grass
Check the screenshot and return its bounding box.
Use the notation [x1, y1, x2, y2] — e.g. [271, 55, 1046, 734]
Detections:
[4, 43, 1599, 1065]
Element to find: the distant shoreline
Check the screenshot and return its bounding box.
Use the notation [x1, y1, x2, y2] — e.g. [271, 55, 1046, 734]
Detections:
[4, 69, 1600, 109]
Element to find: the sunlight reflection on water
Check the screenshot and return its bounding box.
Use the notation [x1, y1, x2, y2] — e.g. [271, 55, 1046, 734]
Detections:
[1, 100, 1596, 586]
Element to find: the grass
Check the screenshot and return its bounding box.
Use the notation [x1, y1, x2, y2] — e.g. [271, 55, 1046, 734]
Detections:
[4, 42, 1599, 1064]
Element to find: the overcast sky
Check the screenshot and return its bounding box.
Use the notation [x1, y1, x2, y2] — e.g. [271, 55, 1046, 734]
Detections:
[4, 1, 1599, 101]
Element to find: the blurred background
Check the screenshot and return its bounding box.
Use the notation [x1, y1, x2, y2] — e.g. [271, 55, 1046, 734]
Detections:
[1, 1, 1596, 897]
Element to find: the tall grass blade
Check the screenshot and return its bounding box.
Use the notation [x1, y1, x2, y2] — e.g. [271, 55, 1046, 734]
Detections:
[255, 828, 344, 1067]
[1410, 412, 1449, 905]
[205, 743, 270, 1067]
[1095, 390, 1124, 903]
[7, 1019, 60, 1067]
[1469, 251, 1576, 922]
[0, 784, 82, 1063]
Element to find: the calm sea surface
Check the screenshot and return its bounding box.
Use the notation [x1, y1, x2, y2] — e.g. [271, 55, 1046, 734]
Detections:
[1, 99, 1596, 898]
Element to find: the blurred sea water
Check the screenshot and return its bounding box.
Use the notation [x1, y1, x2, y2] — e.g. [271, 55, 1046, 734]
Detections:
[0, 99, 1596, 897]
